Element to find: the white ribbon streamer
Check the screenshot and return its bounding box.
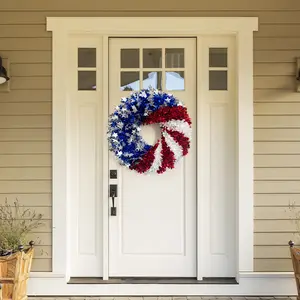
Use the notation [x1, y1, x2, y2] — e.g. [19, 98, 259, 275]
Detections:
[163, 120, 192, 139]
[163, 131, 183, 162]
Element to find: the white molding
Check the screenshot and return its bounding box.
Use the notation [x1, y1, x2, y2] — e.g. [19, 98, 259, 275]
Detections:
[51, 28, 69, 276]
[28, 273, 297, 296]
[101, 35, 109, 281]
[196, 36, 203, 281]
[47, 17, 258, 35]
[29, 272, 65, 278]
[47, 16, 258, 291]
[236, 30, 255, 272]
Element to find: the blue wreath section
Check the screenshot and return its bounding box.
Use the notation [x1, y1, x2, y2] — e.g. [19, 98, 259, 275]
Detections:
[107, 89, 181, 167]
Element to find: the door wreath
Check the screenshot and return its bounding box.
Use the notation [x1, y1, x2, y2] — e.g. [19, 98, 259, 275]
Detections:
[107, 88, 192, 174]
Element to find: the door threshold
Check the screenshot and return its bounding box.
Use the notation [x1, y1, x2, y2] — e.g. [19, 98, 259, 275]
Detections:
[68, 277, 238, 284]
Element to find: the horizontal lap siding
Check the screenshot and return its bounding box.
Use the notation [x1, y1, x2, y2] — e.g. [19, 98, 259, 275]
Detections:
[252, 5, 300, 271]
[253, 13, 300, 271]
[0, 8, 52, 271]
[0, 1, 299, 273]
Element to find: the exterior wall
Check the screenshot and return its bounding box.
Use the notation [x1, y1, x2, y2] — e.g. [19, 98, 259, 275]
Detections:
[0, 0, 299, 272]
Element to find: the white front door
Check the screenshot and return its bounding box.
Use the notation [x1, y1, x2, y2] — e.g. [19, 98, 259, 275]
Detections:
[108, 38, 197, 277]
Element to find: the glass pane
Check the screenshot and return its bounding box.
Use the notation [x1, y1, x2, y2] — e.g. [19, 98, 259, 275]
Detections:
[120, 72, 140, 91]
[166, 71, 184, 91]
[165, 48, 184, 68]
[209, 48, 227, 68]
[78, 71, 96, 90]
[78, 48, 96, 68]
[143, 49, 162, 68]
[142, 72, 162, 90]
[209, 71, 227, 90]
[121, 49, 139, 68]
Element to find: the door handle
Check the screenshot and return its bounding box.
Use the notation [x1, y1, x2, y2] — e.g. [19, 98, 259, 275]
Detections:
[111, 193, 117, 216]
[110, 184, 117, 216]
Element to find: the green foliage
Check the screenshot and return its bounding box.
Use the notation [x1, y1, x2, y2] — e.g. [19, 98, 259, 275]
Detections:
[286, 200, 300, 243]
[0, 198, 43, 254]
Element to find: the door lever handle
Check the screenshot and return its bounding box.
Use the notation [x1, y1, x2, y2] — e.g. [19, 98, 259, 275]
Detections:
[110, 184, 117, 216]
[111, 193, 117, 216]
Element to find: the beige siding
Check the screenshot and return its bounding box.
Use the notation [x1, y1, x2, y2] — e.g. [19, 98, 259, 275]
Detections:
[0, 0, 299, 273]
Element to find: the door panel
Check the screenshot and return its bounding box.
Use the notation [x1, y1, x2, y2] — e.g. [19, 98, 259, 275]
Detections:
[68, 37, 103, 277]
[198, 36, 237, 277]
[108, 38, 197, 277]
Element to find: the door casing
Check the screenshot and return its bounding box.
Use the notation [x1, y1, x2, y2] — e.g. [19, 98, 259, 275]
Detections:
[47, 17, 257, 284]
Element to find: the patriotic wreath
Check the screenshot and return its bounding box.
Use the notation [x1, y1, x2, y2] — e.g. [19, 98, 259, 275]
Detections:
[107, 89, 192, 174]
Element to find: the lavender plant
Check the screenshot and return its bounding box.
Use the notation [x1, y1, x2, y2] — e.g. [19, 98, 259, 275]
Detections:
[286, 200, 300, 244]
[0, 198, 43, 255]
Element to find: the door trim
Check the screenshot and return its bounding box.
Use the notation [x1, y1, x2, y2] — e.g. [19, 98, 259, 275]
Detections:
[47, 16, 258, 282]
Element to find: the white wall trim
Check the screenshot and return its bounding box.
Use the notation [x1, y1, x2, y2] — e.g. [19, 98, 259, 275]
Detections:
[236, 30, 255, 273]
[47, 16, 258, 292]
[47, 17, 257, 35]
[101, 35, 110, 281]
[50, 28, 70, 277]
[28, 273, 297, 296]
[196, 36, 203, 281]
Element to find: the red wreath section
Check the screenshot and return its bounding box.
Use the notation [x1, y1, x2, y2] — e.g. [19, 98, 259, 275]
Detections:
[157, 136, 176, 174]
[143, 106, 191, 126]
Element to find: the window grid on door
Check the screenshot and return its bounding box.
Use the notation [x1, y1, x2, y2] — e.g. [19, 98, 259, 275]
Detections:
[120, 47, 185, 92]
[77, 47, 97, 91]
[208, 47, 228, 91]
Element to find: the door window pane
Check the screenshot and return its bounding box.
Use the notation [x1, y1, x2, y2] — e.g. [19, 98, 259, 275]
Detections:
[143, 49, 162, 68]
[166, 71, 184, 91]
[142, 72, 162, 90]
[120, 72, 140, 91]
[165, 48, 184, 68]
[121, 49, 139, 68]
[209, 48, 227, 68]
[78, 71, 96, 90]
[78, 48, 96, 68]
[209, 71, 227, 90]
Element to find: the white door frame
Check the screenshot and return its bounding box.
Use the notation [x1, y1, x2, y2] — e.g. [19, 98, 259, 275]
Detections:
[47, 17, 258, 283]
